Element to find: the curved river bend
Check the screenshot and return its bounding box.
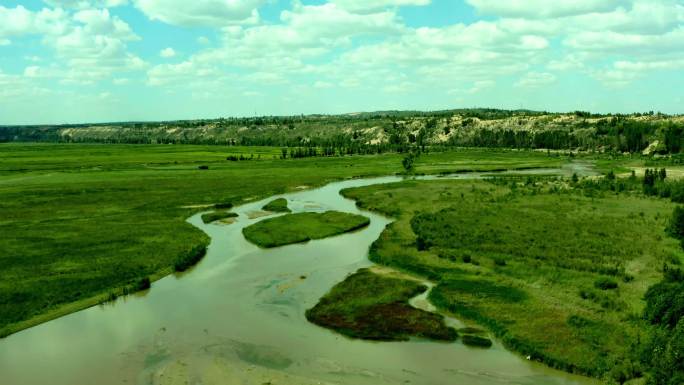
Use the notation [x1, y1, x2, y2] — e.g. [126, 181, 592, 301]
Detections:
[0, 169, 598, 385]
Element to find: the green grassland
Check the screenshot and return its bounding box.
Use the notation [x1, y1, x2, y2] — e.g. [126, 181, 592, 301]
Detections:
[0, 144, 568, 338]
[305, 268, 457, 341]
[341, 178, 683, 382]
[242, 211, 370, 248]
[262, 198, 291, 213]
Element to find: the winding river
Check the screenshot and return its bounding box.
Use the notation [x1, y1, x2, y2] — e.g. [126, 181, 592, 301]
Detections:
[0, 167, 599, 385]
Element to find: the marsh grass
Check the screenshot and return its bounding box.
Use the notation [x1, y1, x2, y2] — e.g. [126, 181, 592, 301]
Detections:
[242, 211, 370, 248]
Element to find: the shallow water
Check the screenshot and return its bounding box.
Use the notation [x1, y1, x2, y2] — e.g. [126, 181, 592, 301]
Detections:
[0, 168, 599, 385]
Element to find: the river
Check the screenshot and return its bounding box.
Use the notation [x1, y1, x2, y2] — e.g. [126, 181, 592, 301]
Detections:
[0, 167, 599, 385]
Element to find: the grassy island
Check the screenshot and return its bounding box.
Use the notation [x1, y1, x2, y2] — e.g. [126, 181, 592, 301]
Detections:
[242, 211, 370, 248]
[262, 198, 291, 213]
[306, 269, 457, 341]
[201, 211, 239, 224]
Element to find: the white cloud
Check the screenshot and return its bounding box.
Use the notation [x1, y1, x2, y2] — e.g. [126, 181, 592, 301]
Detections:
[468, 80, 495, 93]
[50, 9, 145, 82]
[23, 66, 42, 78]
[466, 0, 628, 19]
[0, 69, 51, 101]
[112, 77, 130, 85]
[43, 0, 129, 9]
[314, 80, 333, 88]
[147, 3, 405, 86]
[1, 6, 146, 84]
[515, 72, 556, 88]
[160, 47, 176, 58]
[133, 0, 263, 27]
[197, 36, 210, 45]
[0, 6, 69, 44]
[332, 0, 430, 13]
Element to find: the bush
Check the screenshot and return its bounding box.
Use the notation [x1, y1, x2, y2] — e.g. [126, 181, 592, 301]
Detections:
[669, 206, 684, 242]
[135, 277, 151, 291]
[594, 277, 618, 290]
[462, 334, 493, 348]
[214, 202, 233, 209]
[198, 165, 209, 170]
[493, 257, 507, 266]
[643, 280, 684, 329]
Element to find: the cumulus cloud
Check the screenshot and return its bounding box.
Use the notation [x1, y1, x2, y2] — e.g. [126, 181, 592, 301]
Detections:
[332, 0, 430, 13]
[160, 47, 176, 58]
[0, 6, 69, 43]
[515, 72, 556, 88]
[133, 0, 263, 27]
[43, 0, 129, 9]
[466, 0, 628, 19]
[1, 5, 145, 84]
[146, 2, 406, 85]
[4, 0, 684, 116]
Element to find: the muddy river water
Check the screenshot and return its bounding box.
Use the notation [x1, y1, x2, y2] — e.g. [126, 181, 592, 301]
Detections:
[0, 168, 599, 385]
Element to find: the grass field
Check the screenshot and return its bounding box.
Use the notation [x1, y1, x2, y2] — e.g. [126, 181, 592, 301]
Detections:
[341, 178, 684, 382]
[305, 268, 457, 341]
[0, 143, 577, 338]
[242, 211, 370, 248]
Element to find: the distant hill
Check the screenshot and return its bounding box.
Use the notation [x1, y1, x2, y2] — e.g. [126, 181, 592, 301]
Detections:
[1, 109, 682, 154]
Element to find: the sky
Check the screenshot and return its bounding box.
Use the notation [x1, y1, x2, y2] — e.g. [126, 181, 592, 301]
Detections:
[0, 0, 683, 124]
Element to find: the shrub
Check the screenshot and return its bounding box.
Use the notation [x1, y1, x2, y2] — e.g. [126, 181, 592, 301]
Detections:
[462, 334, 493, 348]
[493, 257, 507, 266]
[644, 280, 684, 328]
[214, 202, 233, 209]
[669, 206, 684, 242]
[594, 277, 618, 290]
[198, 165, 209, 170]
[136, 277, 151, 291]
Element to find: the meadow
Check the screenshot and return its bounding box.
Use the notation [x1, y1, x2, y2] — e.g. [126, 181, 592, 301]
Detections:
[341, 177, 684, 383]
[0, 143, 566, 337]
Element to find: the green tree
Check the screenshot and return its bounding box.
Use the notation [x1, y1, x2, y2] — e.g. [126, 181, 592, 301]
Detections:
[669, 206, 684, 241]
[402, 152, 416, 173]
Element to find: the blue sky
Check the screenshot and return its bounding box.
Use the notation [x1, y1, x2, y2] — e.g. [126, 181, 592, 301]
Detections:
[0, 0, 683, 124]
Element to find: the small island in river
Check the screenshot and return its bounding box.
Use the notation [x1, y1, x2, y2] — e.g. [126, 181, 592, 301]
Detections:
[242, 211, 370, 248]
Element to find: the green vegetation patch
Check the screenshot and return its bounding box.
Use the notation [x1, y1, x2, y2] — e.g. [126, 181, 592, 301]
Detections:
[242, 211, 370, 248]
[306, 269, 457, 341]
[201, 211, 239, 224]
[262, 198, 291, 213]
[343, 178, 684, 380]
